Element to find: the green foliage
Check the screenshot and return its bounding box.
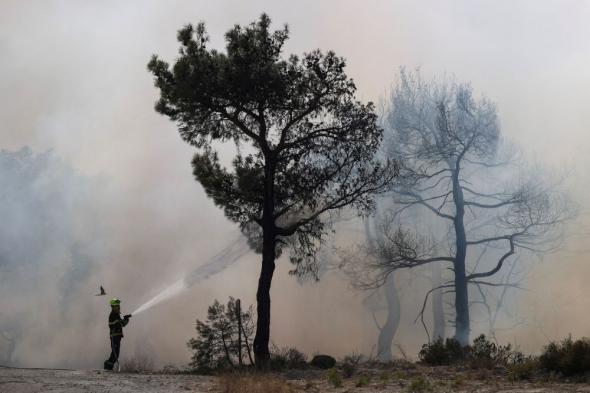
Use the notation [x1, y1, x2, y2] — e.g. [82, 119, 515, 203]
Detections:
[539, 336, 590, 376]
[326, 368, 342, 387]
[407, 377, 433, 392]
[419, 335, 519, 369]
[355, 374, 371, 387]
[148, 13, 394, 277]
[467, 334, 516, 369]
[187, 297, 255, 371]
[418, 337, 465, 365]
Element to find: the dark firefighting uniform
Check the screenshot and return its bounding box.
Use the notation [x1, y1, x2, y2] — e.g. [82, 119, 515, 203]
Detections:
[104, 310, 129, 370]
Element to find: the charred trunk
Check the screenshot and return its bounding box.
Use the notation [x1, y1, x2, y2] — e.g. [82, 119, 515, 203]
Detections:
[377, 272, 400, 362]
[431, 263, 446, 340]
[452, 167, 470, 345]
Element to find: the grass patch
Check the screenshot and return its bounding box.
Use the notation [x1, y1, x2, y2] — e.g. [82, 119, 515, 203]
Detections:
[355, 374, 371, 387]
[407, 376, 433, 392]
[217, 373, 297, 393]
[450, 374, 464, 388]
[326, 368, 342, 387]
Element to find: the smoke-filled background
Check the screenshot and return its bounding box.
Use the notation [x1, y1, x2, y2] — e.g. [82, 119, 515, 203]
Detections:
[1, 0, 589, 368]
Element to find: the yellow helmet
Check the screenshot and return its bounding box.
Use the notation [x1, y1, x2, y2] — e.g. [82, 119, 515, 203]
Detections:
[110, 298, 121, 306]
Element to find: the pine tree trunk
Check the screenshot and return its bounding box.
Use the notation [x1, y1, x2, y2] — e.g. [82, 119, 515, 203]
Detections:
[253, 227, 276, 366]
[253, 162, 277, 367]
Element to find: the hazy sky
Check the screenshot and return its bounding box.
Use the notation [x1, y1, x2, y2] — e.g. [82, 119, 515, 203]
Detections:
[2, 0, 590, 176]
[1, 1, 590, 366]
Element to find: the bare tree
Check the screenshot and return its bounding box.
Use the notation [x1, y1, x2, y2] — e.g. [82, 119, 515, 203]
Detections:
[364, 69, 574, 345]
[364, 215, 401, 362]
[340, 208, 447, 351]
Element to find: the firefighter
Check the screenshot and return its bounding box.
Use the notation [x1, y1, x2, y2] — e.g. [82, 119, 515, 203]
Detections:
[104, 298, 131, 370]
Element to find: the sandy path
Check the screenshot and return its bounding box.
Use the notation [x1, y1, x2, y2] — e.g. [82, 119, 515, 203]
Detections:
[0, 367, 215, 393]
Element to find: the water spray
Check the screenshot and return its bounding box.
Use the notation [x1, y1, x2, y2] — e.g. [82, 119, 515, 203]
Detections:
[130, 233, 250, 315]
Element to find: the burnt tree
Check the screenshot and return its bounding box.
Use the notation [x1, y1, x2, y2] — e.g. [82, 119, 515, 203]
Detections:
[367, 69, 573, 345]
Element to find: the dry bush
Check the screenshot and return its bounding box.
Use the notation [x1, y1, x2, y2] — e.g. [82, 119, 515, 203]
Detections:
[269, 345, 308, 370]
[217, 374, 298, 393]
[119, 350, 154, 373]
[341, 352, 364, 378]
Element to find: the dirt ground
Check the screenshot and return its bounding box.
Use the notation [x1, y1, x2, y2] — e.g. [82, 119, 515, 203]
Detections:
[0, 367, 215, 393]
[3, 365, 590, 393]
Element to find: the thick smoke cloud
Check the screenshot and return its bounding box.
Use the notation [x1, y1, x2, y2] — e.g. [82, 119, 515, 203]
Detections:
[0, 147, 108, 366]
[0, 0, 589, 368]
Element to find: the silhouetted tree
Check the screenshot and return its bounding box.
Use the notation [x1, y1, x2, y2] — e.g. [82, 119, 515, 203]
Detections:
[363, 69, 573, 345]
[188, 297, 255, 370]
[148, 14, 395, 364]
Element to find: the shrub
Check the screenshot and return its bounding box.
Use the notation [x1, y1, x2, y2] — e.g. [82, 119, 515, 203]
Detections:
[341, 362, 355, 378]
[188, 297, 255, 371]
[327, 368, 342, 387]
[119, 349, 154, 373]
[467, 334, 515, 369]
[269, 345, 308, 370]
[539, 336, 590, 376]
[418, 338, 465, 365]
[419, 335, 518, 369]
[341, 352, 363, 378]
